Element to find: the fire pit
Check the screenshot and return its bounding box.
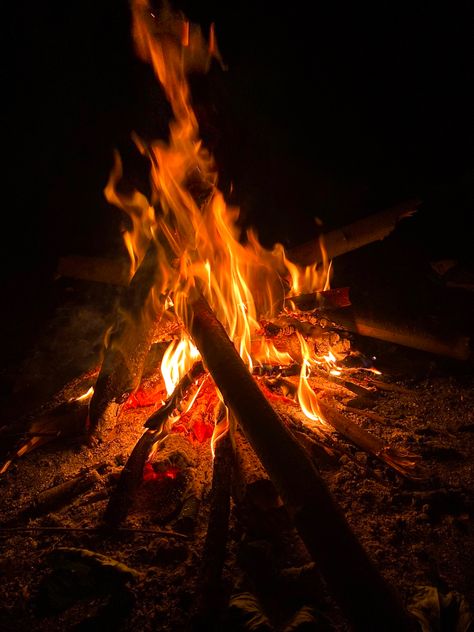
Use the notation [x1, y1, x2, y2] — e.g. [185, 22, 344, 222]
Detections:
[1, 1, 473, 631]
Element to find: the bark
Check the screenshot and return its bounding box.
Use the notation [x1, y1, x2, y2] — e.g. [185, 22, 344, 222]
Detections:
[317, 401, 424, 479]
[328, 309, 471, 361]
[184, 293, 414, 632]
[56, 201, 420, 286]
[288, 199, 420, 266]
[88, 243, 160, 441]
[194, 430, 234, 630]
[3, 469, 102, 525]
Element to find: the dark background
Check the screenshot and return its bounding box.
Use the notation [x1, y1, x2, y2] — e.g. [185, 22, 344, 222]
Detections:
[2, 0, 473, 365]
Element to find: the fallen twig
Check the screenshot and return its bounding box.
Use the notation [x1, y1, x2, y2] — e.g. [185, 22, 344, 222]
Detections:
[0, 526, 187, 538]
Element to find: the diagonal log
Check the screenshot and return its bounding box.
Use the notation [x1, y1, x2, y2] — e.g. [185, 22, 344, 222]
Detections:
[287, 199, 420, 266]
[184, 293, 414, 632]
[88, 243, 160, 441]
[56, 201, 420, 286]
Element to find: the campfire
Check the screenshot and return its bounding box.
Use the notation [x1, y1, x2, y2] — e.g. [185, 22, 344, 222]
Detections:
[1, 2, 473, 631]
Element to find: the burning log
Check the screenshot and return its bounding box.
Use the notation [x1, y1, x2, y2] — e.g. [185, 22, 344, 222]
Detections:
[56, 201, 419, 288]
[88, 244, 160, 441]
[184, 293, 414, 631]
[327, 309, 471, 361]
[287, 199, 420, 267]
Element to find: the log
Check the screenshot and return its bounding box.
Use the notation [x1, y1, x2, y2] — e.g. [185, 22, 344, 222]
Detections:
[88, 243, 160, 441]
[288, 199, 420, 267]
[317, 401, 425, 479]
[327, 309, 471, 361]
[194, 425, 234, 630]
[3, 468, 102, 525]
[56, 201, 419, 287]
[103, 429, 157, 527]
[184, 293, 414, 632]
[288, 287, 351, 311]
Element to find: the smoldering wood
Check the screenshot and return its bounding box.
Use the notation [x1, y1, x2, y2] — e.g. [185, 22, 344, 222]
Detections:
[88, 243, 160, 441]
[103, 429, 157, 527]
[194, 430, 234, 629]
[184, 292, 414, 632]
[287, 199, 420, 266]
[104, 362, 203, 526]
[327, 309, 471, 361]
[287, 287, 351, 311]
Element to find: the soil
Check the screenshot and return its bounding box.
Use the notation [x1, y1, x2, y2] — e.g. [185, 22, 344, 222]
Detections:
[1, 262, 473, 631]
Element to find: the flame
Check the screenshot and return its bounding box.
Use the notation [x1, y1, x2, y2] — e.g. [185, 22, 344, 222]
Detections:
[161, 335, 200, 395]
[296, 333, 329, 428]
[106, 0, 335, 434]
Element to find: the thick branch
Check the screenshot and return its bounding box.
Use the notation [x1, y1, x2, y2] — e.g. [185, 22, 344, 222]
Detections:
[328, 309, 471, 361]
[184, 293, 413, 632]
[288, 199, 420, 266]
[88, 244, 160, 441]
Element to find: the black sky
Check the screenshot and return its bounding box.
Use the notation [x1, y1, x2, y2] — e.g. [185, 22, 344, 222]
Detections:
[3, 0, 474, 279]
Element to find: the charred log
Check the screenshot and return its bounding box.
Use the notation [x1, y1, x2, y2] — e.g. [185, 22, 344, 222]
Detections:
[88, 243, 160, 441]
[327, 309, 471, 361]
[184, 293, 414, 632]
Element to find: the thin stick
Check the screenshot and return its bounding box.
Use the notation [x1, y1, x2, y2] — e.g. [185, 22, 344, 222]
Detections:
[318, 400, 425, 479]
[0, 526, 187, 538]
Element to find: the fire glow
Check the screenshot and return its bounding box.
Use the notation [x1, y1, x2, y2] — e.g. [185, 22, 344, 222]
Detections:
[106, 0, 346, 445]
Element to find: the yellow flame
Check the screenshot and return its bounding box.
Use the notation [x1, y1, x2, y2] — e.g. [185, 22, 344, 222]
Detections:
[296, 333, 328, 428]
[105, 0, 334, 414]
[161, 335, 200, 396]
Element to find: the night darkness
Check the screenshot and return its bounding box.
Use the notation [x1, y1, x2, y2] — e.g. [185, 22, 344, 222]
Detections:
[2, 0, 474, 355]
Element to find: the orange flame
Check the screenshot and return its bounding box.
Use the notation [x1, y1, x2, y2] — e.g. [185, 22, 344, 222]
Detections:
[106, 0, 336, 436]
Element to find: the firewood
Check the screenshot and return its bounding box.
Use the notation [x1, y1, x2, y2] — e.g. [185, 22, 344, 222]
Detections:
[56, 201, 419, 286]
[327, 309, 471, 361]
[0, 526, 187, 537]
[104, 363, 204, 526]
[103, 429, 161, 527]
[318, 400, 425, 479]
[2, 468, 102, 525]
[88, 243, 161, 441]
[287, 199, 420, 266]
[287, 287, 351, 311]
[194, 418, 234, 630]
[184, 292, 415, 631]
[343, 402, 392, 424]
